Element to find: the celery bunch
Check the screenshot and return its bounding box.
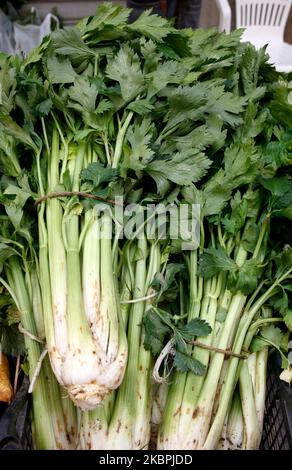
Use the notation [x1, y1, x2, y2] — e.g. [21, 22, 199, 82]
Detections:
[0, 3, 291, 450]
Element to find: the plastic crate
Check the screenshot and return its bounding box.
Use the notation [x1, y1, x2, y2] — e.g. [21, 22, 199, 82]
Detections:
[260, 353, 292, 450]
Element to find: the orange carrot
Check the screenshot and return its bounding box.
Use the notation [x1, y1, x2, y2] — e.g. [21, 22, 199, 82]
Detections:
[0, 352, 13, 403]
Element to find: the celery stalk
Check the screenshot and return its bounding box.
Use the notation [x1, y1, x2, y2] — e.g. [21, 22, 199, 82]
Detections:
[239, 360, 261, 449]
[40, 132, 128, 409]
[203, 269, 291, 449]
[225, 391, 243, 450]
[5, 257, 70, 449]
[255, 348, 268, 435]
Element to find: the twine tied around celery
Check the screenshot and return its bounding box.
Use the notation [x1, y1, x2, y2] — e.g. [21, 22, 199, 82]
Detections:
[18, 324, 47, 393]
[34, 191, 125, 207]
[152, 338, 248, 384]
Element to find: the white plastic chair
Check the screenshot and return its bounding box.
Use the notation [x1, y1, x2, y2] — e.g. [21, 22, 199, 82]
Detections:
[216, 0, 292, 72]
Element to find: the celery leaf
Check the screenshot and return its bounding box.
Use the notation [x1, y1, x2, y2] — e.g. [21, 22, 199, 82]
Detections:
[178, 318, 212, 341]
[173, 351, 206, 375]
[198, 247, 237, 278]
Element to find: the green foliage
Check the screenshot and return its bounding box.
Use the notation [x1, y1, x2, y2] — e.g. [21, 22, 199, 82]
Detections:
[144, 307, 211, 375]
[146, 150, 211, 189]
[177, 318, 212, 341]
[228, 259, 263, 295]
[47, 56, 76, 84]
[127, 10, 174, 42]
[173, 350, 206, 375]
[0, 292, 25, 356]
[143, 308, 170, 356]
[198, 247, 237, 278]
[106, 46, 144, 102]
[81, 162, 118, 190]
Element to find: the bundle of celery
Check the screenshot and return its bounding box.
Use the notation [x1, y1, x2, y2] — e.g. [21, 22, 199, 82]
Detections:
[157, 181, 292, 450]
[0, 3, 291, 450]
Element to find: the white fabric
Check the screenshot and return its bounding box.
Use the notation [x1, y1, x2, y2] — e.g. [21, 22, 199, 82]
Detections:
[0, 12, 59, 56]
[0, 12, 15, 55]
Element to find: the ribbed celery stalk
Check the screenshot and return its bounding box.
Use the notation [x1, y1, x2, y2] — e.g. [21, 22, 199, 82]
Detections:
[78, 395, 113, 450]
[151, 383, 169, 427]
[177, 272, 223, 447]
[44, 127, 68, 383]
[253, 307, 270, 435]
[158, 249, 203, 449]
[30, 266, 77, 447]
[105, 238, 161, 449]
[4, 257, 70, 449]
[255, 348, 268, 435]
[80, 236, 160, 449]
[40, 128, 127, 409]
[78, 244, 135, 450]
[222, 391, 243, 450]
[119, 244, 136, 326]
[203, 266, 292, 449]
[212, 359, 229, 420]
[239, 360, 261, 449]
[181, 245, 247, 449]
[246, 352, 257, 390]
[132, 242, 161, 449]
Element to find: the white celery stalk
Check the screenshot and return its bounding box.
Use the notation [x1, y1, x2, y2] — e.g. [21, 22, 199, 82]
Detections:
[223, 391, 243, 450]
[239, 360, 261, 449]
[255, 348, 268, 435]
[203, 272, 289, 450]
[105, 239, 160, 450]
[30, 268, 77, 448]
[212, 360, 229, 419]
[254, 306, 270, 434]
[182, 291, 247, 449]
[79, 248, 135, 450]
[247, 352, 257, 390]
[158, 245, 247, 450]
[133, 243, 161, 449]
[105, 236, 148, 449]
[177, 273, 223, 448]
[158, 250, 203, 450]
[5, 257, 71, 449]
[181, 246, 247, 449]
[41, 130, 127, 409]
[152, 383, 169, 426]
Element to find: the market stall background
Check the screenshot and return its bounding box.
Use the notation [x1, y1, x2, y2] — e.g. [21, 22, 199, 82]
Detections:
[20, 0, 292, 40]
